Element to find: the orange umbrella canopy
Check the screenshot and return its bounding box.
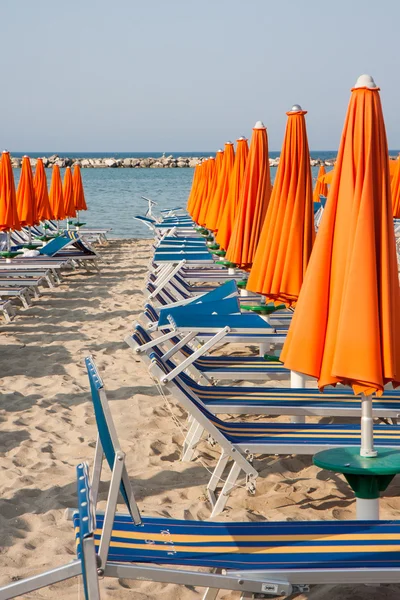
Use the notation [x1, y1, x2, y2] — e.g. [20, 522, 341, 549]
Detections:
[72, 164, 87, 211]
[197, 157, 217, 227]
[216, 137, 249, 251]
[49, 165, 66, 220]
[281, 75, 400, 397]
[247, 106, 314, 305]
[16, 156, 39, 227]
[225, 122, 271, 268]
[192, 160, 210, 224]
[391, 157, 400, 218]
[34, 158, 53, 221]
[205, 142, 235, 231]
[187, 163, 201, 216]
[313, 164, 328, 202]
[63, 167, 77, 219]
[0, 151, 20, 231]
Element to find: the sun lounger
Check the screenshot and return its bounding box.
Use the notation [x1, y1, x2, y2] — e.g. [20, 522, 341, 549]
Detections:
[4, 357, 400, 599]
[149, 353, 400, 515]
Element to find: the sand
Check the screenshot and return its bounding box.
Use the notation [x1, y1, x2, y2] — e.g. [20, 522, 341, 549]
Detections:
[0, 238, 399, 599]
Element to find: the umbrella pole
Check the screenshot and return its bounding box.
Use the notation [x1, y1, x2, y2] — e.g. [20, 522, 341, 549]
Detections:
[360, 394, 377, 458]
[6, 231, 11, 263]
[290, 371, 306, 423]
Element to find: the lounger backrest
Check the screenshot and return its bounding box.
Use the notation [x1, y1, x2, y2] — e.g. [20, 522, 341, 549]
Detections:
[144, 302, 161, 322]
[39, 235, 72, 256]
[66, 231, 96, 255]
[85, 356, 140, 522]
[157, 297, 241, 328]
[76, 463, 99, 600]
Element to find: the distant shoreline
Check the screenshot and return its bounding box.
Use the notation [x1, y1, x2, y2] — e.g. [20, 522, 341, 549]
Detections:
[8, 153, 400, 169]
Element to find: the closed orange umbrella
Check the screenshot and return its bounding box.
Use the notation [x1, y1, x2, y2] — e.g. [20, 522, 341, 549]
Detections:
[0, 151, 20, 232]
[225, 122, 271, 269]
[313, 164, 328, 202]
[63, 167, 77, 224]
[34, 158, 53, 222]
[281, 75, 400, 459]
[73, 164, 87, 213]
[192, 160, 210, 225]
[197, 157, 217, 227]
[318, 167, 334, 185]
[247, 106, 314, 306]
[216, 137, 249, 251]
[16, 156, 38, 228]
[187, 163, 201, 216]
[391, 157, 400, 218]
[205, 142, 235, 231]
[49, 165, 65, 222]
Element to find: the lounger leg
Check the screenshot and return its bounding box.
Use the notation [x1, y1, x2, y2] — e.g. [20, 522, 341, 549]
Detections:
[182, 422, 204, 462]
[19, 291, 31, 309]
[207, 452, 229, 507]
[183, 418, 197, 454]
[210, 462, 242, 517]
[0, 560, 82, 600]
[202, 569, 222, 600]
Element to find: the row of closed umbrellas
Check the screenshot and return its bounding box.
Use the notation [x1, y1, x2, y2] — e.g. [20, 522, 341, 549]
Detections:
[187, 75, 400, 402]
[0, 152, 87, 232]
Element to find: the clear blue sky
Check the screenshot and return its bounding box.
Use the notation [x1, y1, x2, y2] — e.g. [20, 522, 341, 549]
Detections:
[1, 0, 399, 152]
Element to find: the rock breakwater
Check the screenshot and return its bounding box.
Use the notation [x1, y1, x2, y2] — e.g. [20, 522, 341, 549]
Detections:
[9, 154, 343, 169]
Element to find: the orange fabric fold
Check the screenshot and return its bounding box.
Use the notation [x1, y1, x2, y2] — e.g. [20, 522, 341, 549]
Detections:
[63, 167, 77, 219]
[197, 157, 218, 227]
[16, 156, 38, 227]
[216, 138, 249, 251]
[34, 158, 53, 221]
[205, 143, 235, 231]
[0, 151, 20, 231]
[49, 165, 65, 221]
[187, 164, 201, 216]
[225, 125, 271, 269]
[192, 160, 210, 225]
[73, 165, 87, 211]
[391, 157, 400, 218]
[313, 165, 328, 202]
[247, 110, 314, 306]
[281, 85, 400, 396]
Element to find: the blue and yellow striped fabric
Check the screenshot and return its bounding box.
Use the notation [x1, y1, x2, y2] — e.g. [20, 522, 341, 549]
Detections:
[74, 514, 400, 569]
[149, 352, 400, 447]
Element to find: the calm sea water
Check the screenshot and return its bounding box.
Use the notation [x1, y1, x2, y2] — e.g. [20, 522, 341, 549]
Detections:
[12, 149, 399, 239]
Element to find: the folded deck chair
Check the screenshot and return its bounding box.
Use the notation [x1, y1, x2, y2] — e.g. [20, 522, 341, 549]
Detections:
[149, 354, 400, 515]
[128, 323, 288, 382]
[5, 357, 400, 599]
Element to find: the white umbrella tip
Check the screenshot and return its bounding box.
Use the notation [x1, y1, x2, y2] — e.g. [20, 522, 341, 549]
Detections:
[354, 74, 377, 89]
[237, 136, 247, 141]
[253, 121, 265, 129]
[217, 148, 224, 153]
[225, 141, 233, 145]
[289, 104, 303, 112]
[2, 150, 8, 154]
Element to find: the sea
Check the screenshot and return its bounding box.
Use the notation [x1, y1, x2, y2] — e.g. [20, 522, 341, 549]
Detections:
[11, 150, 400, 239]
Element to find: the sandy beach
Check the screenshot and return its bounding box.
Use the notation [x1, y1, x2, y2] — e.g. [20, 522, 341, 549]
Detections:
[0, 238, 399, 599]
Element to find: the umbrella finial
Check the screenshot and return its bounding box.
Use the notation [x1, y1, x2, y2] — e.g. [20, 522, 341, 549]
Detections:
[217, 148, 224, 153]
[226, 141, 233, 145]
[290, 104, 303, 112]
[254, 121, 265, 129]
[354, 74, 377, 89]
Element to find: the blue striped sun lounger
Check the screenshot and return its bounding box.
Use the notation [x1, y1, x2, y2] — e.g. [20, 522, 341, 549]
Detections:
[149, 354, 400, 515]
[3, 356, 398, 599]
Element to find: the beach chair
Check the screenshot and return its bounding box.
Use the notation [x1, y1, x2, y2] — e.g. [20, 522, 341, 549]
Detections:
[5, 356, 400, 599]
[148, 354, 400, 515]
[127, 323, 289, 382]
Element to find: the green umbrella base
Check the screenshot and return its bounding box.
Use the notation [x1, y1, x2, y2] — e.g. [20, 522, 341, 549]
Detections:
[236, 279, 249, 289]
[263, 353, 281, 362]
[215, 260, 238, 268]
[207, 243, 220, 250]
[241, 304, 286, 315]
[210, 250, 226, 257]
[38, 235, 54, 242]
[0, 251, 23, 259]
[22, 244, 42, 250]
[313, 447, 400, 499]
[74, 222, 86, 227]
